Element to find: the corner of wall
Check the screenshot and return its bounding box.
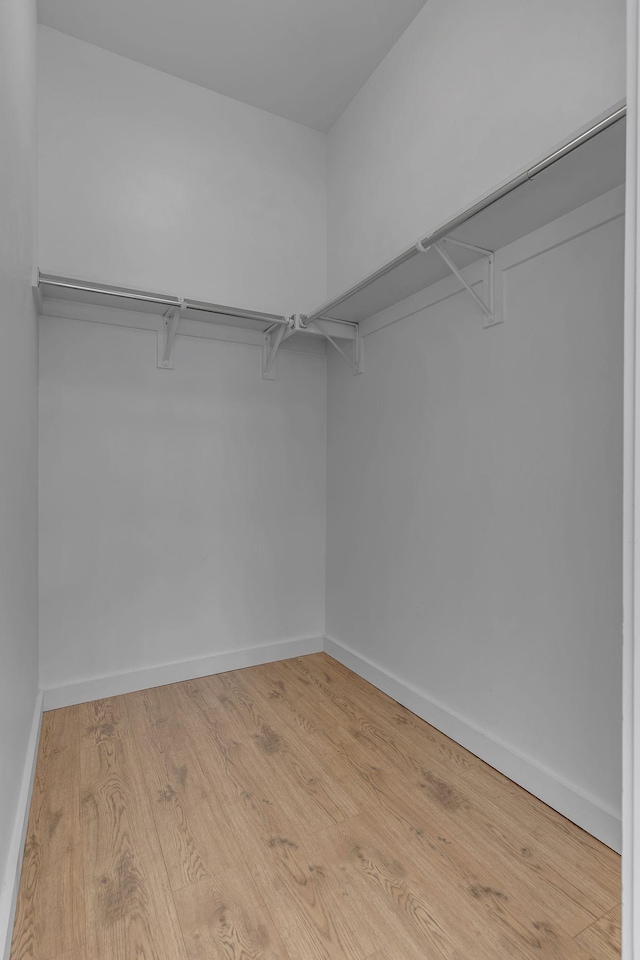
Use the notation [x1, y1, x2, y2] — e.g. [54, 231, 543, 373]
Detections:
[0, 691, 43, 960]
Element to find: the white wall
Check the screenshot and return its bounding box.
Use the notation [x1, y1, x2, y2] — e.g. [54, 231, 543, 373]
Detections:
[326, 188, 624, 847]
[38, 26, 327, 316]
[39, 316, 326, 693]
[327, 0, 626, 295]
[0, 0, 39, 942]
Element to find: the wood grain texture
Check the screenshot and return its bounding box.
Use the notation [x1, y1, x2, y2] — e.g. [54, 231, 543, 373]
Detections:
[78, 695, 130, 747]
[173, 867, 290, 960]
[247, 820, 383, 960]
[124, 686, 243, 890]
[10, 707, 84, 960]
[42, 950, 87, 960]
[11, 652, 621, 960]
[80, 737, 188, 960]
[574, 906, 622, 960]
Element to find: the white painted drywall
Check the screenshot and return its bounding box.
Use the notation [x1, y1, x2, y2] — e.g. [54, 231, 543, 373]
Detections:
[327, 0, 626, 296]
[623, 0, 640, 948]
[38, 316, 326, 691]
[0, 0, 39, 937]
[37, 26, 327, 315]
[326, 189, 624, 830]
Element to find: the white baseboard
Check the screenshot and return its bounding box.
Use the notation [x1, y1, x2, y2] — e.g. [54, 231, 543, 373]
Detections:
[0, 691, 43, 960]
[41, 636, 324, 710]
[324, 635, 622, 853]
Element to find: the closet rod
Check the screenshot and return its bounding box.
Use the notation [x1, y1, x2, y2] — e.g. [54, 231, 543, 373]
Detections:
[302, 104, 627, 326]
[38, 274, 291, 326]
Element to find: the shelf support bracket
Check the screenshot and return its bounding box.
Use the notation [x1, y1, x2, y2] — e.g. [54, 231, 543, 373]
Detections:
[307, 318, 363, 375]
[262, 321, 290, 380]
[418, 237, 499, 328]
[157, 298, 186, 368]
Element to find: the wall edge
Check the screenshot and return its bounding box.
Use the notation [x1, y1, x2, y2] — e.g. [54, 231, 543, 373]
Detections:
[0, 691, 44, 960]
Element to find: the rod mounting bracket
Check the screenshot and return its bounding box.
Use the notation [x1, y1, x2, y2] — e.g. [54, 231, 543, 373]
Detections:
[157, 298, 186, 368]
[419, 236, 499, 328]
[262, 317, 294, 380]
[308, 318, 363, 375]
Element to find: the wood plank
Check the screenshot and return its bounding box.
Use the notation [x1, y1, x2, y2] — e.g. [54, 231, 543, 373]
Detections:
[187, 711, 269, 807]
[160, 681, 298, 819]
[26, 743, 80, 868]
[124, 686, 243, 890]
[314, 652, 367, 684]
[10, 707, 84, 960]
[574, 906, 622, 960]
[163, 681, 339, 848]
[244, 659, 333, 706]
[173, 868, 291, 960]
[78, 695, 130, 747]
[166, 675, 221, 717]
[41, 950, 86, 960]
[80, 737, 188, 960]
[175, 673, 358, 834]
[248, 818, 383, 960]
[221, 744, 344, 857]
[234, 666, 332, 737]
[10, 839, 85, 960]
[203, 669, 291, 744]
[238, 722, 360, 832]
[168, 677, 237, 744]
[300, 820, 447, 960]
[279, 658, 337, 701]
[124, 686, 213, 803]
[39, 706, 80, 756]
[287, 653, 373, 697]
[162, 678, 241, 768]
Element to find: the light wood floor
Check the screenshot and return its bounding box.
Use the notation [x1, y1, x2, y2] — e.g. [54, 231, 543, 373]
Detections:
[11, 652, 621, 960]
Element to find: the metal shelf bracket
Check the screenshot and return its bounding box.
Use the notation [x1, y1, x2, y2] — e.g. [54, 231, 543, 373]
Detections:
[417, 236, 499, 328]
[262, 317, 295, 379]
[157, 297, 186, 368]
[303, 316, 363, 375]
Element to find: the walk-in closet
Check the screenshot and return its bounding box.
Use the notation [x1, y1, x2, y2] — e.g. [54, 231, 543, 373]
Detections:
[2, 2, 638, 959]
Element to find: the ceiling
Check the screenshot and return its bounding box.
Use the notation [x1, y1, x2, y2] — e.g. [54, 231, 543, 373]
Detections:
[37, 0, 429, 131]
